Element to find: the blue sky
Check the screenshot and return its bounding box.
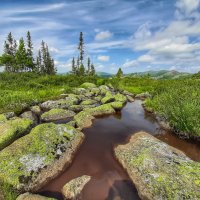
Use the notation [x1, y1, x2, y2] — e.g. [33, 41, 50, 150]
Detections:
[0, 0, 200, 74]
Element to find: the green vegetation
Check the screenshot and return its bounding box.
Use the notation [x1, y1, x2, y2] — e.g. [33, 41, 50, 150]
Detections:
[0, 31, 56, 74]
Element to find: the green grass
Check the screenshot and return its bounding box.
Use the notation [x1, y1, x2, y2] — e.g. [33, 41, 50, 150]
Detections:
[0, 72, 100, 114]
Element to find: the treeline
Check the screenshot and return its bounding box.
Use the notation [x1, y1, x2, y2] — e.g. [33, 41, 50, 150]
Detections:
[0, 31, 56, 74]
[71, 32, 96, 76]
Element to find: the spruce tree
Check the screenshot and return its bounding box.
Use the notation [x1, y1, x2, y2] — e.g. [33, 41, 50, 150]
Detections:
[90, 64, 95, 76]
[79, 64, 85, 76]
[87, 57, 91, 75]
[36, 50, 42, 73]
[72, 57, 76, 74]
[76, 56, 80, 75]
[26, 31, 34, 71]
[116, 68, 123, 78]
[78, 32, 84, 64]
[15, 38, 27, 72]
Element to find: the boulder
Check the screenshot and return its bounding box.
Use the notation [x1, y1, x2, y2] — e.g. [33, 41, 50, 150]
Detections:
[0, 118, 33, 150]
[121, 90, 135, 97]
[90, 87, 100, 96]
[31, 106, 41, 115]
[4, 112, 15, 119]
[135, 92, 151, 100]
[0, 123, 84, 198]
[62, 175, 91, 200]
[126, 95, 135, 102]
[73, 88, 86, 95]
[114, 93, 127, 104]
[80, 100, 97, 106]
[74, 104, 115, 129]
[101, 92, 115, 104]
[20, 111, 38, 124]
[17, 192, 56, 200]
[109, 102, 124, 111]
[115, 132, 200, 200]
[41, 109, 75, 122]
[40, 99, 78, 110]
[67, 121, 76, 128]
[80, 82, 96, 89]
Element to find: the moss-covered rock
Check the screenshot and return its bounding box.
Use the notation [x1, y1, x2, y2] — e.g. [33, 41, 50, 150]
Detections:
[20, 111, 38, 124]
[80, 82, 96, 89]
[0, 118, 33, 151]
[0, 114, 7, 123]
[62, 175, 91, 199]
[135, 92, 151, 100]
[67, 120, 76, 127]
[4, 112, 15, 119]
[17, 192, 57, 200]
[101, 92, 115, 104]
[74, 104, 115, 129]
[126, 95, 135, 102]
[30, 106, 41, 115]
[109, 102, 124, 111]
[41, 109, 75, 122]
[115, 132, 200, 200]
[94, 95, 102, 102]
[0, 123, 84, 198]
[80, 100, 97, 105]
[90, 87, 100, 96]
[114, 93, 127, 104]
[72, 88, 86, 95]
[40, 99, 78, 110]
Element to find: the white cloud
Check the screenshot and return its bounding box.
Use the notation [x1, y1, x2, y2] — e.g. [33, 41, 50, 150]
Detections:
[95, 31, 113, 41]
[176, 0, 200, 15]
[122, 59, 138, 68]
[137, 55, 154, 62]
[97, 55, 110, 62]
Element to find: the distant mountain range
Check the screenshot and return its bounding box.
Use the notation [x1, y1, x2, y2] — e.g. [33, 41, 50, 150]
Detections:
[125, 70, 192, 80]
[96, 72, 113, 78]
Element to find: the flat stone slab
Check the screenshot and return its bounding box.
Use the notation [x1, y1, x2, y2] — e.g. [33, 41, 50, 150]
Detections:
[115, 132, 200, 200]
[41, 108, 75, 122]
[0, 123, 84, 198]
[17, 192, 57, 200]
[62, 175, 91, 199]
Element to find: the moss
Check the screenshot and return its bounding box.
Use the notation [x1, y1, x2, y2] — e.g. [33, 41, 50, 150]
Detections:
[80, 82, 96, 89]
[30, 106, 41, 115]
[101, 92, 115, 104]
[80, 100, 97, 105]
[0, 123, 79, 197]
[41, 108, 75, 122]
[0, 118, 33, 150]
[109, 102, 124, 110]
[115, 132, 200, 200]
[0, 114, 7, 123]
[90, 88, 100, 96]
[114, 93, 127, 104]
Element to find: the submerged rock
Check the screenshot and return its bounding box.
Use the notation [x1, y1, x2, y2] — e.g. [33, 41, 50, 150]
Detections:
[0, 123, 84, 198]
[115, 132, 200, 200]
[41, 109, 75, 122]
[0, 118, 33, 150]
[62, 175, 91, 200]
[17, 192, 57, 200]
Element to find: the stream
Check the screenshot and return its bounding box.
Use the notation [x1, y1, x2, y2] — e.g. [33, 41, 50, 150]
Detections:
[39, 100, 200, 200]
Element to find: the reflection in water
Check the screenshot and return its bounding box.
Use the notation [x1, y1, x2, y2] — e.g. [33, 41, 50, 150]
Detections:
[39, 100, 200, 199]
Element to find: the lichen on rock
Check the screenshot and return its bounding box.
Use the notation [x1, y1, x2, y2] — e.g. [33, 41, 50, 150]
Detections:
[80, 82, 96, 89]
[41, 108, 75, 122]
[115, 132, 200, 200]
[0, 123, 84, 198]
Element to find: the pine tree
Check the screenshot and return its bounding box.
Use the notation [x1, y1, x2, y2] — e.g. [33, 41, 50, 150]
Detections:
[15, 38, 28, 72]
[26, 31, 34, 71]
[78, 32, 84, 64]
[71, 57, 76, 74]
[116, 68, 123, 78]
[36, 50, 42, 73]
[90, 64, 95, 76]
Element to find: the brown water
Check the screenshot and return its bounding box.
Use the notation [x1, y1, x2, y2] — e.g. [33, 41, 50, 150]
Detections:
[39, 100, 200, 199]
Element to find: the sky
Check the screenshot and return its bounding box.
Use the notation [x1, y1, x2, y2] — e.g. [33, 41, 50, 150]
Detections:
[0, 0, 200, 74]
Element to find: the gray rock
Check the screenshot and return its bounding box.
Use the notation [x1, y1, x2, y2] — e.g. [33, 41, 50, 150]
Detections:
[62, 175, 91, 200]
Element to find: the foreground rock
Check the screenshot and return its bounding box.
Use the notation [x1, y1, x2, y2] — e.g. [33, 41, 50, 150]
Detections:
[41, 108, 75, 122]
[17, 192, 57, 200]
[62, 175, 91, 199]
[0, 123, 84, 199]
[115, 132, 200, 200]
[0, 118, 33, 150]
